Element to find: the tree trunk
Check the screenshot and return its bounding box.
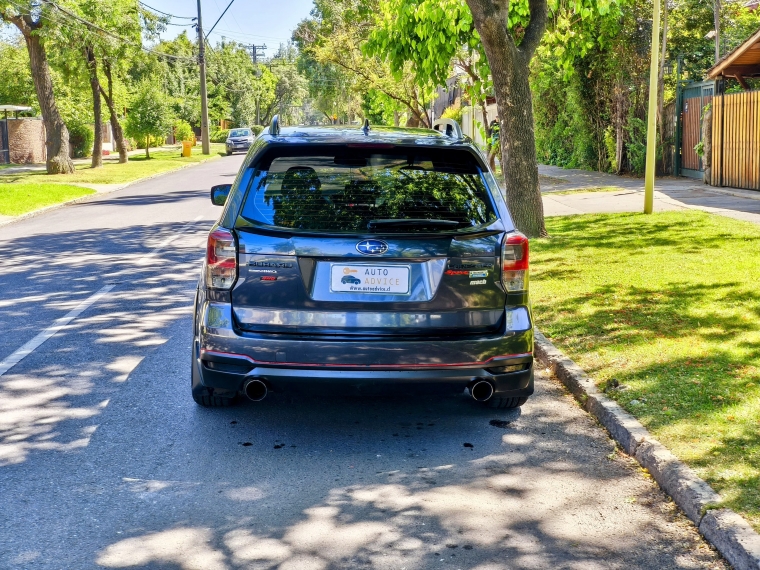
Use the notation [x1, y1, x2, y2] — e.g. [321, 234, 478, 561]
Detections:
[465, 0, 548, 237]
[713, 0, 721, 64]
[702, 104, 712, 184]
[145, 137, 150, 159]
[5, 14, 74, 174]
[615, 91, 625, 174]
[99, 61, 128, 164]
[85, 46, 103, 168]
[657, 1, 668, 174]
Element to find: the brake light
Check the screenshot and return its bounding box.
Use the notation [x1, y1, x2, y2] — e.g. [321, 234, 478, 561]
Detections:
[501, 232, 529, 292]
[206, 228, 237, 289]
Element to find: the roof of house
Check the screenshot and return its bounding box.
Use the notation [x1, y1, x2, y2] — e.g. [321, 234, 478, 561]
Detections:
[707, 26, 760, 80]
[0, 105, 32, 112]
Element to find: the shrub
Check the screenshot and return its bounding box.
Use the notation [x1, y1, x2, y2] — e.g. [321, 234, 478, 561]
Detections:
[174, 119, 194, 142]
[251, 125, 264, 137]
[68, 120, 94, 158]
[624, 118, 664, 177]
[441, 102, 463, 124]
[604, 126, 617, 173]
[210, 129, 229, 143]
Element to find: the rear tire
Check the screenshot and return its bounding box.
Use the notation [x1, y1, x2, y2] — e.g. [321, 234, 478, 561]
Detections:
[487, 396, 528, 409]
[226, 150, 232, 156]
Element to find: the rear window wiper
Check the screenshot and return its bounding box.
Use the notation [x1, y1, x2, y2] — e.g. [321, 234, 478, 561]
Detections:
[367, 219, 461, 230]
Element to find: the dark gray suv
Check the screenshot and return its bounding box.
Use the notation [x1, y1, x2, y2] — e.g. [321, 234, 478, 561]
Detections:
[192, 117, 534, 408]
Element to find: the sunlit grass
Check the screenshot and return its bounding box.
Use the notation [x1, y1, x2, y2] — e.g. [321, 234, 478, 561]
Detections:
[0, 183, 95, 216]
[531, 211, 760, 531]
[0, 143, 225, 185]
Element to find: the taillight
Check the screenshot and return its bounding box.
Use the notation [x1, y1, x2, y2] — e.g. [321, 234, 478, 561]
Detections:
[206, 228, 237, 289]
[501, 232, 529, 292]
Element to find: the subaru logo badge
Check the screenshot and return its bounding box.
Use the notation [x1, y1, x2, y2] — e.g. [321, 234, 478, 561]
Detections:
[356, 239, 388, 255]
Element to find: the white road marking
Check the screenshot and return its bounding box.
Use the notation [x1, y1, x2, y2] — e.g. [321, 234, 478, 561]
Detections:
[0, 284, 115, 377]
[0, 215, 207, 376]
[137, 215, 205, 266]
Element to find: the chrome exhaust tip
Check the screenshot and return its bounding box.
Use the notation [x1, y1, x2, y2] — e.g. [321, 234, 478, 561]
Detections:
[243, 378, 268, 402]
[470, 380, 495, 402]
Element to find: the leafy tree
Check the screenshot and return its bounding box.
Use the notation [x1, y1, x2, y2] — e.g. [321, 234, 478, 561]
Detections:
[124, 82, 173, 158]
[146, 32, 204, 127]
[262, 45, 308, 125]
[294, 0, 435, 128]
[366, 0, 618, 236]
[207, 40, 268, 127]
[0, 1, 75, 173]
[0, 38, 38, 113]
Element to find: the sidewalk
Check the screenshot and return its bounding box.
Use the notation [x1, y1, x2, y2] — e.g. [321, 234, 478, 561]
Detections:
[540, 164, 760, 225]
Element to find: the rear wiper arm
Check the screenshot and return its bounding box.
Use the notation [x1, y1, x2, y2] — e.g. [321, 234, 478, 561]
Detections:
[367, 218, 461, 230]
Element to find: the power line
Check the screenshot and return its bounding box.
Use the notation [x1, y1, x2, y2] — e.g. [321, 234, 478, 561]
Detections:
[205, 0, 234, 40]
[138, 1, 195, 20]
[38, 0, 196, 63]
[206, 27, 290, 42]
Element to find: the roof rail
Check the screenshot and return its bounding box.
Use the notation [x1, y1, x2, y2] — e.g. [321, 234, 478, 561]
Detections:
[432, 118, 463, 141]
[362, 118, 370, 136]
[269, 115, 281, 136]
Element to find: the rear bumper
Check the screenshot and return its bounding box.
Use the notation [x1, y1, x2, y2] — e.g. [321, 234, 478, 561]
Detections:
[226, 141, 251, 150]
[196, 301, 534, 396]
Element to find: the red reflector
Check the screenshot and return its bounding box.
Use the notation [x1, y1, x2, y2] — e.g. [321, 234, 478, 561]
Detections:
[261, 276, 277, 281]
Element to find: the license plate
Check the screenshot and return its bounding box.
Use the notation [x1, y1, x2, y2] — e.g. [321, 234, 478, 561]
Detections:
[330, 264, 410, 294]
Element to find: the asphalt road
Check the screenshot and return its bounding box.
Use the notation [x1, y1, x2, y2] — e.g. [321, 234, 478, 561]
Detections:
[0, 157, 728, 570]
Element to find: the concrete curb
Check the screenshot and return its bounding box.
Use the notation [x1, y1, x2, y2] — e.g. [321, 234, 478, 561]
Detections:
[0, 153, 220, 229]
[534, 328, 760, 570]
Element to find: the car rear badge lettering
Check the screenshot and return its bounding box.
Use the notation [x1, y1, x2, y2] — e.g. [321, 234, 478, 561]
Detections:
[445, 270, 469, 276]
[248, 261, 293, 268]
[249, 269, 277, 274]
[470, 279, 487, 285]
[469, 270, 488, 278]
[356, 239, 389, 255]
[448, 262, 494, 270]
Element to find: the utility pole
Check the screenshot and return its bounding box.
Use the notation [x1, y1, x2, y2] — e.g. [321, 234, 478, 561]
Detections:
[247, 44, 266, 126]
[643, 0, 661, 214]
[197, 0, 210, 155]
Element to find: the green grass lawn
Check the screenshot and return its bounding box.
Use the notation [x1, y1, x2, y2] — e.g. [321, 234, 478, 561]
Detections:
[0, 143, 225, 185]
[0, 183, 95, 216]
[532, 211, 760, 531]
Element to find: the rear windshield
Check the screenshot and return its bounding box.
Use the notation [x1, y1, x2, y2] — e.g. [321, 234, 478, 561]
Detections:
[230, 129, 251, 137]
[235, 147, 498, 234]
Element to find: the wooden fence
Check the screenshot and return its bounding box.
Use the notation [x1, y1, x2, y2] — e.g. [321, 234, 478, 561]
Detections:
[711, 90, 760, 190]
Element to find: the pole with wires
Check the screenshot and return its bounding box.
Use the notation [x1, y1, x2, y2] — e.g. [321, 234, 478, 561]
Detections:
[197, 0, 211, 155]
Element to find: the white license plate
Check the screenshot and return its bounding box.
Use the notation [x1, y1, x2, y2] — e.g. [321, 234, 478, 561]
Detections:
[330, 264, 410, 294]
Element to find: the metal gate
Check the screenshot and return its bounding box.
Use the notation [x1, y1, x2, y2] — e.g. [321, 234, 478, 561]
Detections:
[676, 80, 715, 178]
[0, 120, 8, 164]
